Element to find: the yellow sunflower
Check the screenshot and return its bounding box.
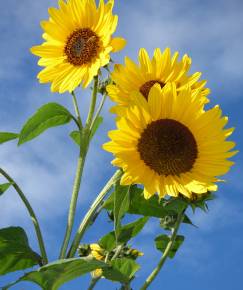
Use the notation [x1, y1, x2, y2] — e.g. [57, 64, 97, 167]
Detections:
[103, 83, 237, 199]
[90, 243, 105, 278]
[31, 0, 126, 93]
[107, 48, 209, 114]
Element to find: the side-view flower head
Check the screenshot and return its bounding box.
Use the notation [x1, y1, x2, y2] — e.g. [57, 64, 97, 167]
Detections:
[103, 83, 237, 199]
[107, 47, 209, 114]
[31, 0, 126, 93]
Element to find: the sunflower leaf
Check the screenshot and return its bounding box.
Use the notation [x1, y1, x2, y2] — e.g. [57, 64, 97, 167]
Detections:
[99, 217, 149, 251]
[0, 132, 19, 144]
[113, 184, 130, 242]
[0, 183, 12, 196]
[18, 103, 73, 145]
[0, 227, 42, 275]
[2, 258, 110, 290]
[102, 258, 140, 283]
[155, 234, 185, 258]
[104, 185, 169, 218]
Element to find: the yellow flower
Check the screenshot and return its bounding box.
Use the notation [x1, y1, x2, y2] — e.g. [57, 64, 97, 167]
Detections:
[107, 48, 209, 114]
[103, 83, 237, 199]
[90, 243, 105, 278]
[90, 243, 105, 261]
[31, 0, 126, 93]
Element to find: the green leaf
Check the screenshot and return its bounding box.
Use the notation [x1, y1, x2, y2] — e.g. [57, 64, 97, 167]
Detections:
[18, 103, 72, 145]
[99, 217, 149, 251]
[114, 184, 130, 241]
[90, 116, 103, 140]
[0, 183, 12, 196]
[0, 227, 41, 275]
[104, 186, 169, 218]
[70, 130, 81, 146]
[0, 132, 19, 144]
[103, 258, 140, 283]
[2, 258, 110, 290]
[155, 234, 185, 258]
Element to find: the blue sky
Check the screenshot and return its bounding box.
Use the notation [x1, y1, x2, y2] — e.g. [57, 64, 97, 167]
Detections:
[0, 0, 243, 289]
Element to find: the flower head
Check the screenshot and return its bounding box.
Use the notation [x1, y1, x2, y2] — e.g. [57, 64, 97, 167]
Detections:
[103, 83, 237, 199]
[31, 0, 126, 93]
[107, 48, 209, 114]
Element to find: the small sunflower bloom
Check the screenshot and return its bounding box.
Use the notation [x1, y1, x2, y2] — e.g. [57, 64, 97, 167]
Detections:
[31, 0, 126, 93]
[90, 243, 105, 278]
[107, 48, 209, 114]
[103, 83, 237, 199]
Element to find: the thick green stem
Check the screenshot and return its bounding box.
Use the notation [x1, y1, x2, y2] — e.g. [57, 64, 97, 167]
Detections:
[59, 148, 86, 259]
[59, 78, 99, 259]
[140, 209, 186, 290]
[0, 168, 48, 265]
[67, 170, 122, 258]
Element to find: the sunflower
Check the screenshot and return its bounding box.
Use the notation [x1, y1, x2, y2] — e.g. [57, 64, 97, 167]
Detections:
[90, 243, 105, 278]
[31, 0, 126, 93]
[107, 48, 209, 114]
[103, 83, 237, 199]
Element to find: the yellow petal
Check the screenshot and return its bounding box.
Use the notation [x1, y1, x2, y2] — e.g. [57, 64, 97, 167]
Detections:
[110, 37, 127, 52]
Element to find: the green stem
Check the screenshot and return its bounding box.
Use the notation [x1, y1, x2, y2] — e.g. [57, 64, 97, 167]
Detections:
[71, 91, 83, 129]
[67, 170, 122, 258]
[88, 277, 100, 290]
[90, 93, 107, 130]
[0, 168, 48, 265]
[86, 75, 98, 128]
[59, 147, 87, 259]
[140, 209, 186, 290]
[59, 78, 99, 259]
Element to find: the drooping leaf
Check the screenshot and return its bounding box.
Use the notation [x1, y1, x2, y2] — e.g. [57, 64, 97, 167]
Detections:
[0, 183, 12, 196]
[0, 132, 19, 145]
[103, 258, 140, 283]
[2, 258, 110, 290]
[99, 217, 149, 251]
[90, 116, 103, 140]
[155, 234, 185, 258]
[0, 227, 41, 275]
[18, 103, 73, 145]
[113, 184, 130, 241]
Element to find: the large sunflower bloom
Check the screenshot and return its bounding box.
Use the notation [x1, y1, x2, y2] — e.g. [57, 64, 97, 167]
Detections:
[103, 83, 237, 199]
[31, 0, 126, 93]
[107, 48, 209, 114]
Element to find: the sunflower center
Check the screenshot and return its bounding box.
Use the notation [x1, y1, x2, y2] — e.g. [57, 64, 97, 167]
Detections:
[139, 80, 165, 100]
[65, 28, 100, 66]
[137, 119, 198, 176]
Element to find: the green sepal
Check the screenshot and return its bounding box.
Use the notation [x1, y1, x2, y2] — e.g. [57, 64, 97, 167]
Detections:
[99, 217, 149, 251]
[0, 227, 41, 275]
[0, 132, 19, 144]
[0, 183, 12, 196]
[18, 103, 73, 145]
[155, 234, 185, 258]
